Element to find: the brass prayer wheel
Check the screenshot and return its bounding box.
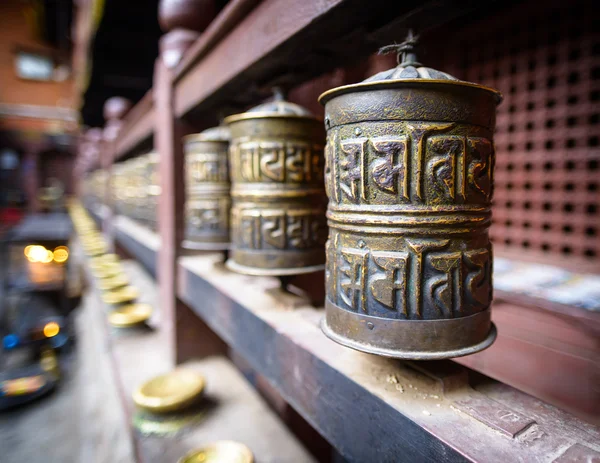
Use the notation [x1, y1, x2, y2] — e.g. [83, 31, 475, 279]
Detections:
[183, 126, 231, 250]
[319, 35, 502, 359]
[224, 91, 327, 276]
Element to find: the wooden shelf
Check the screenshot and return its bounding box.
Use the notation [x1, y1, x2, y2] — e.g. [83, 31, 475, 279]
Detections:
[85, 203, 159, 278]
[113, 216, 160, 279]
[172, 0, 482, 121]
[176, 253, 600, 462]
[79, 252, 315, 463]
[113, 92, 155, 161]
[99, 0, 483, 146]
[95, 213, 600, 428]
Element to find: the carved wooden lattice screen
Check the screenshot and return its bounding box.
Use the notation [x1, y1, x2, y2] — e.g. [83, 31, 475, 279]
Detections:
[428, 0, 600, 271]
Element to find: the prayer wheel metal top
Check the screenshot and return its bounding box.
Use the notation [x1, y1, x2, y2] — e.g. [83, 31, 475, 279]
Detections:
[183, 125, 231, 251]
[319, 33, 502, 359]
[224, 91, 327, 276]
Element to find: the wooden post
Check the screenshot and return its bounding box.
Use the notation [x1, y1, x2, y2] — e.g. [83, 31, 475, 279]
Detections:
[154, 57, 184, 365]
[155, 0, 220, 364]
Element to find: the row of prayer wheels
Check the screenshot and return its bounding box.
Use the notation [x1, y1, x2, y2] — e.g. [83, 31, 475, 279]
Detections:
[85, 36, 502, 360]
[112, 153, 161, 229]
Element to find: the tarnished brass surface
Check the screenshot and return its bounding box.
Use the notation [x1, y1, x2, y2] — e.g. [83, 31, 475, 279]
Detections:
[319, 35, 501, 358]
[224, 92, 327, 275]
[108, 303, 152, 327]
[183, 126, 231, 250]
[178, 441, 254, 463]
[133, 369, 206, 414]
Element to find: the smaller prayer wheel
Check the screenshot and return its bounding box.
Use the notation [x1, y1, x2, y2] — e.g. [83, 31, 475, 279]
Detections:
[224, 91, 327, 276]
[319, 34, 502, 359]
[183, 126, 231, 250]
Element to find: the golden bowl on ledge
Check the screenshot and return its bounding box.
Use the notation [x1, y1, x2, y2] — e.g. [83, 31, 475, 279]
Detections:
[133, 369, 206, 414]
[93, 267, 123, 280]
[101, 285, 139, 305]
[85, 245, 108, 256]
[97, 274, 129, 291]
[108, 303, 152, 327]
[178, 441, 254, 463]
[101, 253, 120, 263]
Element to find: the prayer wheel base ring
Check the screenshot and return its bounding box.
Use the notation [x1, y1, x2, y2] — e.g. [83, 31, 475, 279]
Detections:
[225, 259, 324, 277]
[322, 299, 496, 360]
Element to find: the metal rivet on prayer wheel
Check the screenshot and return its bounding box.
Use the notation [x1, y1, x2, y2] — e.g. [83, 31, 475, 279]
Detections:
[318, 32, 502, 359]
[224, 90, 327, 276]
[183, 126, 231, 251]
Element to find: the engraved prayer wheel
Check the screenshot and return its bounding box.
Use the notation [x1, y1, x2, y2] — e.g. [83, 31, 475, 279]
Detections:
[319, 34, 502, 359]
[224, 91, 327, 275]
[183, 126, 231, 250]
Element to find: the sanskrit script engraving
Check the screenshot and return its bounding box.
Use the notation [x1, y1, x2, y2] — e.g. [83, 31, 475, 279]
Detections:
[328, 123, 493, 205]
[187, 153, 229, 184]
[328, 236, 491, 320]
[230, 141, 323, 183]
[232, 209, 326, 251]
[187, 198, 229, 232]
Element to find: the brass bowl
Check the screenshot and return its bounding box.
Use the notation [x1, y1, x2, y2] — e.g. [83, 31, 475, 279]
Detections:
[102, 285, 139, 305]
[108, 303, 152, 327]
[88, 259, 107, 272]
[86, 245, 108, 256]
[101, 253, 120, 263]
[93, 267, 123, 280]
[82, 235, 103, 243]
[178, 441, 253, 463]
[97, 274, 129, 291]
[133, 369, 206, 413]
[101, 262, 124, 272]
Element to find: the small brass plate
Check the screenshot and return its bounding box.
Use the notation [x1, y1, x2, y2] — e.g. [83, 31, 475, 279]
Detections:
[83, 239, 105, 248]
[178, 441, 254, 463]
[133, 369, 205, 413]
[108, 303, 152, 328]
[101, 253, 120, 263]
[102, 285, 139, 305]
[93, 267, 123, 280]
[88, 259, 107, 271]
[86, 245, 107, 256]
[97, 274, 129, 291]
[101, 262, 124, 273]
